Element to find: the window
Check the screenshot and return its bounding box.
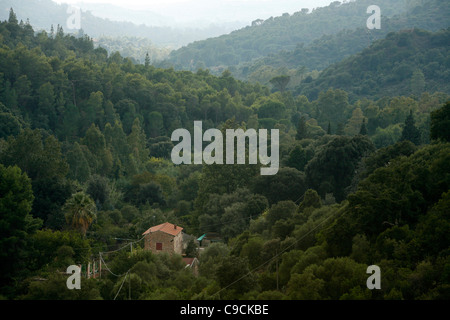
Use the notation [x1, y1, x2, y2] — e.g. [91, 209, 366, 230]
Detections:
[156, 243, 162, 251]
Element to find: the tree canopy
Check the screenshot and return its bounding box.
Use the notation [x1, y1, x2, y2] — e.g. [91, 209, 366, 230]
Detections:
[0, 3, 449, 301]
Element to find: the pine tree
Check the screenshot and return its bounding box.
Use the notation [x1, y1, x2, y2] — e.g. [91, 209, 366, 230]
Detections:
[400, 110, 420, 145]
[6, 8, 20, 39]
[8, 8, 18, 24]
[344, 107, 365, 136]
[127, 118, 149, 174]
[327, 121, 332, 135]
[56, 24, 64, 38]
[144, 52, 150, 68]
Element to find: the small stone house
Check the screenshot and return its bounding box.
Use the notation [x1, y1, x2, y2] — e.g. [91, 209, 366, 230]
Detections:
[142, 222, 183, 255]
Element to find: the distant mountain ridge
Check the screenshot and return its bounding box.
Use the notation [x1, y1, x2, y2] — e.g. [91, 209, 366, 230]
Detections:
[230, 0, 450, 85]
[0, 0, 242, 47]
[70, 1, 173, 27]
[166, 0, 413, 70]
[254, 0, 449, 70]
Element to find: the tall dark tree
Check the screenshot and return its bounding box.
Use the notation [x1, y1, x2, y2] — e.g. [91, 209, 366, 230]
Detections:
[8, 8, 18, 24]
[400, 110, 420, 145]
[296, 116, 307, 140]
[144, 52, 150, 68]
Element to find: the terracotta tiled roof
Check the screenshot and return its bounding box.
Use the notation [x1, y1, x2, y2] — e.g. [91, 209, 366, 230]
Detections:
[142, 222, 183, 236]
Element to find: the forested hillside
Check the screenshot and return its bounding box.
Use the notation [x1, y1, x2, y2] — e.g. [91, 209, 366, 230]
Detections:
[296, 28, 450, 101]
[0, 7, 449, 301]
[166, 0, 428, 71]
[235, 0, 450, 86]
[166, 0, 450, 97]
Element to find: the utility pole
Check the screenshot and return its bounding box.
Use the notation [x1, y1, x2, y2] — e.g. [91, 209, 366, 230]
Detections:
[114, 237, 136, 253]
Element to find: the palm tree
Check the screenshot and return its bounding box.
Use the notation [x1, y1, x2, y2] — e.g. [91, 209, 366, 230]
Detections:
[63, 191, 97, 237]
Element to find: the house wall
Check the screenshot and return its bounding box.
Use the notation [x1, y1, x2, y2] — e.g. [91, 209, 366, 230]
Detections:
[174, 232, 183, 255]
[144, 230, 183, 255]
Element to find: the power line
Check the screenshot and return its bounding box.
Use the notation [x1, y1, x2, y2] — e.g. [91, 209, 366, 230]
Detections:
[98, 236, 146, 277]
[99, 253, 124, 277]
[211, 208, 340, 298]
[113, 270, 130, 300]
[100, 238, 138, 255]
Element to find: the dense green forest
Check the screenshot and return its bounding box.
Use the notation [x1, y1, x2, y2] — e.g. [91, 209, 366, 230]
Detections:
[234, 0, 450, 87]
[166, 0, 450, 92]
[0, 5, 449, 301]
[297, 28, 450, 101]
[166, 0, 412, 70]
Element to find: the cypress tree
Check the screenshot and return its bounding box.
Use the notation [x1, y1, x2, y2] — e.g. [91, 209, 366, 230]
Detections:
[400, 110, 420, 145]
[8, 8, 18, 24]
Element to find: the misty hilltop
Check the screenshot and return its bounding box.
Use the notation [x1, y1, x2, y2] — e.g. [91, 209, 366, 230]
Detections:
[0, 0, 242, 47]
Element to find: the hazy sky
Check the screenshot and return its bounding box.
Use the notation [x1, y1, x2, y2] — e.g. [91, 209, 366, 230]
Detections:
[54, 0, 337, 24]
